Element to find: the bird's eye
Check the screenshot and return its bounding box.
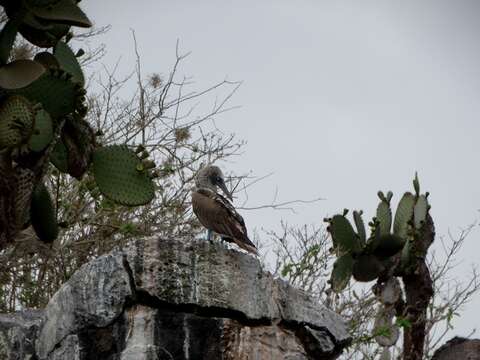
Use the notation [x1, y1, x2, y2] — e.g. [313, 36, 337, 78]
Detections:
[216, 176, 223, 183]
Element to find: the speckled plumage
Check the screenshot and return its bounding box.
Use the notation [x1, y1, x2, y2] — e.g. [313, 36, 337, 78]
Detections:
[192, 165, 257, 255]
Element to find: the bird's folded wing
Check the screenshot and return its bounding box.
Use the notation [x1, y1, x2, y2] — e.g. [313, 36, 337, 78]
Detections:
[192, 189, 257, 254]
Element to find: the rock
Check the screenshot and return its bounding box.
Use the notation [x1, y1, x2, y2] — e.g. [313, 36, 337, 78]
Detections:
[36, 252, 134, 359]
[0, 309, 42, 359]
[432, 337, 480, 360]
[0, 236, 351, 359]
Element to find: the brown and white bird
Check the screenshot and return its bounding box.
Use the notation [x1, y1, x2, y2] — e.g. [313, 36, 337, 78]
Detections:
[191, 165, 258, 255]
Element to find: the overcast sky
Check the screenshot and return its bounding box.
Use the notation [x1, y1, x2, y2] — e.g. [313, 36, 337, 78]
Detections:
[83, 0, 480, 338]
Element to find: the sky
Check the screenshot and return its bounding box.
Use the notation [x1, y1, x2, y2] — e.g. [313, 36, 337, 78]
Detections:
[83, 0, 480, 338]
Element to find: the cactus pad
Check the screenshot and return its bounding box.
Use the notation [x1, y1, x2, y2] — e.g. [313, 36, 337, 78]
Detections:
[0, 19, 19, 65]
[353, 210, 366, 244]
[30, 182, 58, 243]
[28, 0, 92, 28]
[34, 52, 60, 69]
[54, 41, 84, 85]
[11, 68, 82, 118]
[330, 253, 354, 292]
[19, 23, 70, 48]
[328, 214, 362, 255]
[373, 234, 406, 259]
[0, 59, 45, 89]
[14, 167, 35, 229]
[352, 254, 384, 282]
[414, 194, 428, 229]
[50, 139, 68, 173]
[0, 95, 35, 149]
[393, 192, 415, 239]
[92, 145, 155, 206]
[376, 197, 392, 235]
[29, 108, 53, 152]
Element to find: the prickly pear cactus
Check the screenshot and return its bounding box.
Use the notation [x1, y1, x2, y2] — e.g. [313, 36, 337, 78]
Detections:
[0, 1, 157, 248]
[326, 175, 431, 290]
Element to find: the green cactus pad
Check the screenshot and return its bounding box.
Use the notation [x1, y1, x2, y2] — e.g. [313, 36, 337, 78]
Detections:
[19, 23, 70, 48]
[50, 139, 68, 172]
[400, 238, 412, 270]
[14, 167, 35, 229]
[28, 108, 53, 152]
[0, 19, 19, 65]
[0, 95, 35, 149]
[29, 0, 92, 28]
[372, 234, 406, 259]
[0, 59, 45, 90]
[30, 182, 58, 243]
[328, 214, 362, 255]
[330, 253, 354, 292]
[54, 41, 84, 85]
[34, 52, 60, 69]
[352, 254, 384, 282]
[92, 145, 155, 206]
[393, 192, 415, 239]
[11, 68, 82, 118]
[414, 195, 428, 229]
[376, 197, 392, 236]
[353, 210, 366, 244]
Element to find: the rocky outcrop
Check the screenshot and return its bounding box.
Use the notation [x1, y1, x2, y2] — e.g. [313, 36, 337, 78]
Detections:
[0, 237, 351, 359]
[432, 337, 480, 360]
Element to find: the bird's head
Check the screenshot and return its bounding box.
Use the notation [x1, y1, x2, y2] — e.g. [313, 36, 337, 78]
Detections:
[195, 165, 233, 201]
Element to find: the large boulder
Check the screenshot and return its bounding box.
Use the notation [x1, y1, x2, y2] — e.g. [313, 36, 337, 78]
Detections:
[0, 237, 351, 359]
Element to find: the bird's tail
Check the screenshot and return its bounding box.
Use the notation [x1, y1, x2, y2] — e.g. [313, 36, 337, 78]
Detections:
[223, 236, 258, 255]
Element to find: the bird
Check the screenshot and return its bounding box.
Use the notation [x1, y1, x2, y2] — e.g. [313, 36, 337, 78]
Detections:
[191, 165, 258, 255]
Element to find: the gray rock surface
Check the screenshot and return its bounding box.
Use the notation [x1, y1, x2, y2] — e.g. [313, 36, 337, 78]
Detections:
[432, 337, 480, 360]
[0, 236, 351, 359]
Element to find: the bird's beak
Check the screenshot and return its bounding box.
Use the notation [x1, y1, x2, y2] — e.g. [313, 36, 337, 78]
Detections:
[218, 180, 233, 201]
